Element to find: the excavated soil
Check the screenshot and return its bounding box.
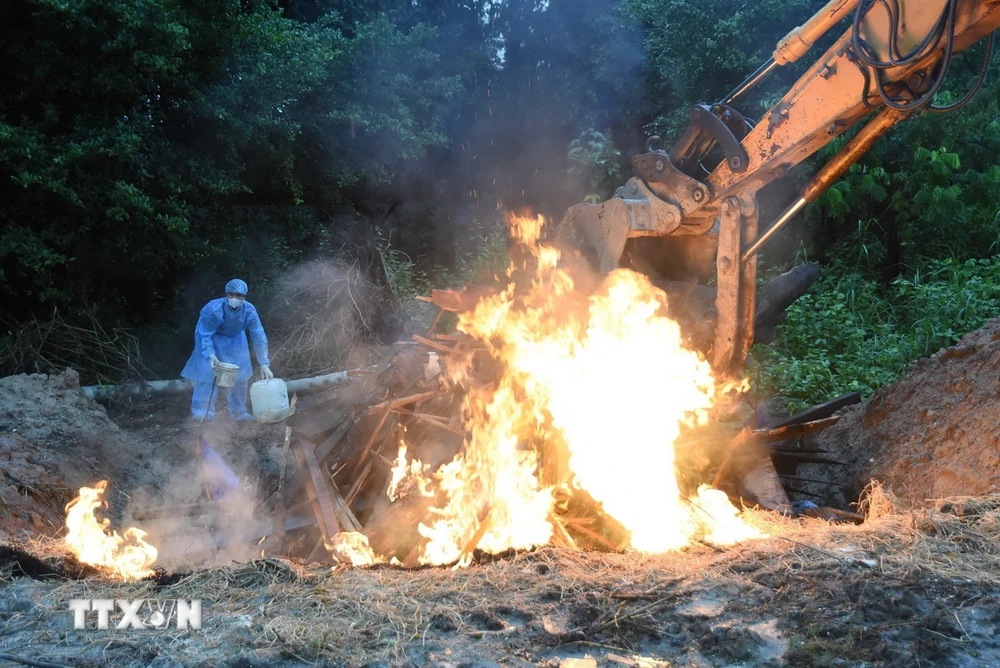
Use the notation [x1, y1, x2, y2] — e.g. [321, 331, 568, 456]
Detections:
[0, 369, 131, 495]
[0, 432, 71, 542]
[802, 317, 1000, 507]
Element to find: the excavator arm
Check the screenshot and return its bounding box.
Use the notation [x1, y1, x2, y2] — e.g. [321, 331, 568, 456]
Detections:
[558, 0, 999, 377]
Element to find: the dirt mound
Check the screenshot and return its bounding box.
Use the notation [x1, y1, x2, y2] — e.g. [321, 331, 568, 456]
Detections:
[0, 369, 215, 535]
[806, 317, 1000, 506]
[0, 368, 286, 567]
[0, 369, 113, 453]
[0, 370, 155, 494]
[0, 432, 71, 542]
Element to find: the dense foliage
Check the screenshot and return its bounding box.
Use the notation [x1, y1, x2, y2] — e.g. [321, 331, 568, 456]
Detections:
[752, 254, 1000, 411]
[1, 0, 997, 402]
[0, 0, 460, 319]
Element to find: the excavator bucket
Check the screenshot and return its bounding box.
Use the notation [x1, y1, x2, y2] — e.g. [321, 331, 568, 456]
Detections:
[557, 199, 630, 274]
[557, 176, 687, 274]
[555, 168, 758, 376]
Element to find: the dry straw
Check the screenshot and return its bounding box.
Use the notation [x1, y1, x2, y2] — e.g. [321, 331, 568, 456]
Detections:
[4, 486, 999, 664]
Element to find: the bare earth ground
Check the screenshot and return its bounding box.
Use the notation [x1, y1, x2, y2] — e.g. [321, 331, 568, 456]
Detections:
[2, 319, 1000, 667]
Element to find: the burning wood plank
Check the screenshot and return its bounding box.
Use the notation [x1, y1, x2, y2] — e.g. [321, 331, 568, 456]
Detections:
[292, 437, 342, 553]
[365, 389, 442, 415]
[410, 333, 454, 354]
[415, 286, 492, 312]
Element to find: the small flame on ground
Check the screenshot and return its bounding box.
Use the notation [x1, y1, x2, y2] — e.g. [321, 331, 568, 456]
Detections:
[327, 531, 378, 566]
[64, 481, 157, 581]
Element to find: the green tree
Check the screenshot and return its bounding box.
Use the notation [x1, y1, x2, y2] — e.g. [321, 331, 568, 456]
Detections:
[621, 0, 816, 136]
[812, 58, 1000, 277]
[0, 0, 461, 325]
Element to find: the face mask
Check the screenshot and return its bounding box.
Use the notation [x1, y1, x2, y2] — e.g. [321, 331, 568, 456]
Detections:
[227, 297, 243, 309]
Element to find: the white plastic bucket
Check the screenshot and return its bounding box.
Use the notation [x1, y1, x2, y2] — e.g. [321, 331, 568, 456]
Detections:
[250, 378, 290, 423]
[214, 362, 240, 388]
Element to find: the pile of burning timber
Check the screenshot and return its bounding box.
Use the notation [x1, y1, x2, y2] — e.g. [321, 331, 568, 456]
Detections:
[260, 283, 860, 567]
[123, 212, 863, 568]
[266, 292, 524, 566]
[62, 214, 874, 574]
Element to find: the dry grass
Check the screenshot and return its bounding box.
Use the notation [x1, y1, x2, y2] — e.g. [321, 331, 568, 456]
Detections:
[0, 306, 149, 385]
[6, 488, 999, 665]
[261, 259, 393, 378]
[740, 489, 1000, 582]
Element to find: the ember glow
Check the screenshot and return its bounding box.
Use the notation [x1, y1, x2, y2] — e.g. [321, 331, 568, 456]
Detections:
[64, 481, 157, 581]
[399, 213, 761, 565]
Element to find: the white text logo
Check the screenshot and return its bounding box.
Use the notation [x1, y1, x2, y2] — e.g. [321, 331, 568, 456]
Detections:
[69, 599, 202, 630]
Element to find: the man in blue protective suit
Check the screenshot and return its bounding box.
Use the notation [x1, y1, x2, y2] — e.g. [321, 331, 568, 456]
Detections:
[181, 279, 274, 421]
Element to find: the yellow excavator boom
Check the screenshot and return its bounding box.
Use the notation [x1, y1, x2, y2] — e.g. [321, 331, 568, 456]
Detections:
[558, 0, 999, 376]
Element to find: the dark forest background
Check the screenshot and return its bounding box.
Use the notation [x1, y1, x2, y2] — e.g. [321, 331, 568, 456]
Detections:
[1, 0, 997, 408]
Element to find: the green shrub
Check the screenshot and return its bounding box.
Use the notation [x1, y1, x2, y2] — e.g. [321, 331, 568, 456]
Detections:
[568, 130, 623, 202]
[752, 255, 1000, 411]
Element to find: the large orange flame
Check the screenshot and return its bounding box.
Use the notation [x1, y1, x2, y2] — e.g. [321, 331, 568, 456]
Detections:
[394, 212, 762, 565]
[64, 481, 157, 580]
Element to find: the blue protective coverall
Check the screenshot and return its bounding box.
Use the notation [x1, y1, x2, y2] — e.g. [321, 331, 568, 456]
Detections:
[181, 298, 270, 420]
